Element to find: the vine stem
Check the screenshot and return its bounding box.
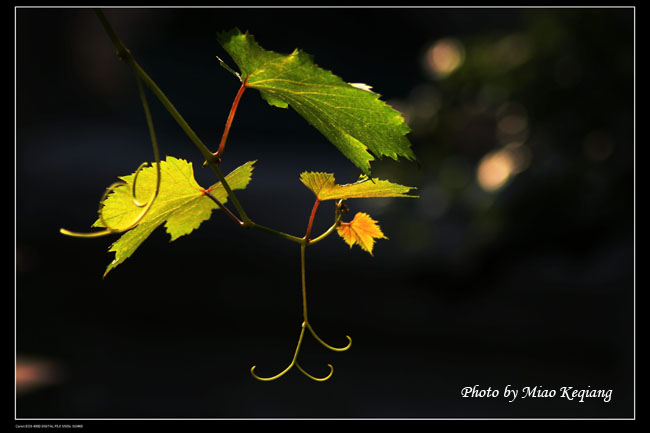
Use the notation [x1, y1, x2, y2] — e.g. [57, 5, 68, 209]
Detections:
[300, 199, 319, 320]
[301, 243, 309, 321]
[203, 191, 244, 227]
[251, 236, 350, 381]
[94, 9, 254, 223]
[309, 200, 344, 245]
[94, 10, 212, 162]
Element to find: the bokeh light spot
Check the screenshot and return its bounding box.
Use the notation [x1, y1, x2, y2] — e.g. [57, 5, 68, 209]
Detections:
[425, 38, 465, 79]
[477, 150, 515, 192]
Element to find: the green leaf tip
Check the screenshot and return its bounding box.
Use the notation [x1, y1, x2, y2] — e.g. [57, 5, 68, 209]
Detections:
[217, 28, 416, 176]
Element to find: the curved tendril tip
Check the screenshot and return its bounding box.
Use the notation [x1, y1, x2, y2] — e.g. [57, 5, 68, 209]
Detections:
[60, 165, 160, 238]
[250, 321, 350, 382]
[250, 363, 294, 382]
[306, 322, 352, 352]
[296, 363, 334, 382]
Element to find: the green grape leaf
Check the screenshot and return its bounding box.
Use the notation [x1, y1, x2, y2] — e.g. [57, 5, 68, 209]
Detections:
[300, 171, 417, 201]
[217, 28, 416, 175]
[92, 156, 256, 277]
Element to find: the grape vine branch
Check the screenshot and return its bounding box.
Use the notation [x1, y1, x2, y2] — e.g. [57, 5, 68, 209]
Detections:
[60, 9, 417, 382]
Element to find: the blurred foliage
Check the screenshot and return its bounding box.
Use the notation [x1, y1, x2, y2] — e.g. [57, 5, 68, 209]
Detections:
[370, 10, 632, 276]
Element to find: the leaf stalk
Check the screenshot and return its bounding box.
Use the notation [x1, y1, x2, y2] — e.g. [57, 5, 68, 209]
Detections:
[214, 76, 248, 161]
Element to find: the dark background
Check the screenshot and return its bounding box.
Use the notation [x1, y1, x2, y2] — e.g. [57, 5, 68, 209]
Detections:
[15, 7, 634, 419]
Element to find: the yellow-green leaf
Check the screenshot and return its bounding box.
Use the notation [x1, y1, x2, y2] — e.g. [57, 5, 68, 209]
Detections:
[300, 171, 417, 201]
[93, 156, 255, 276]
[337, 212, 387, 256]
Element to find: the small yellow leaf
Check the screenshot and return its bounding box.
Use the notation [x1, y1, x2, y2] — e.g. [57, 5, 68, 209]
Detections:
[337, 212, 387, 256]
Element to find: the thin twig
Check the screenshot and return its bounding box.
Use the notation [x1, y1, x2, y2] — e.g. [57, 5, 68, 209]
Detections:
[203, 191, 244, 227]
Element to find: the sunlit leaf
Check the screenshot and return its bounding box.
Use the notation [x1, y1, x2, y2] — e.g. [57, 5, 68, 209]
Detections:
[337, 212, 387, 256]
[93, 156, 255, 276]
[217, 28, 416, 175]
[300, 171, 417, 201]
